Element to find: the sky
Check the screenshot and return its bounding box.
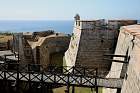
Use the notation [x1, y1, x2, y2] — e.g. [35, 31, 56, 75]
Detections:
[0, 0, 140, 20]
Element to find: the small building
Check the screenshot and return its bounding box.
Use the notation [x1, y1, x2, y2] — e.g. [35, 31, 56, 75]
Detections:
[13, 31, 70, 69]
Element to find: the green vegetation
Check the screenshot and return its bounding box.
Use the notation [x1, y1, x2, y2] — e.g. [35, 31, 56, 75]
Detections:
[53, 86, 103, 93]
[50, 53, 64, 66]
[0, 31, 13, 36]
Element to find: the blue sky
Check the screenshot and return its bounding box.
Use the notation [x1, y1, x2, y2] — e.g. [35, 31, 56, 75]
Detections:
[0, 0, 140, 20]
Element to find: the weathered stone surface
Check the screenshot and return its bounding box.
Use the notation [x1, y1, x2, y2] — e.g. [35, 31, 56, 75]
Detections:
[104, 25, 140, 93]
[65, 19, 136, 73]
[0, 35, 13, 50]
[13, 32, 70, 67]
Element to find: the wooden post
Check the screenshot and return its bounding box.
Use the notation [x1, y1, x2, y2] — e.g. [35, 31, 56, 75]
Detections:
[4, 55, 6, 62]
[41, 71, 44, 93]
[95, 68, 98, 93]
[4, 67, 7, 92]
[65, 73, 70, 93]
[28, 64, 31, 92]
[72, 85, 75, 93]
[65, 85, 70, 93]
[16, 63, 19, 93]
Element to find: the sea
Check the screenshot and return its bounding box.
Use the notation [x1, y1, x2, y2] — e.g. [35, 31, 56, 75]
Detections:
[0, 20, 139, 34]
[0, 20, 74, 34]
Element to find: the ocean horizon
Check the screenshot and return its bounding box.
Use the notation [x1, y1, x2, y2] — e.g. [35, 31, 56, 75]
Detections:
[0, 20, 74, 34]
[0, 20, 139, 34]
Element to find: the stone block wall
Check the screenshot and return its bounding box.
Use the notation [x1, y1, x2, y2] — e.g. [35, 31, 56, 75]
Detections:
[121, 26, 140, 93]
[64, 23, 82, 67]
[104, 25, 140, 93]
[14, 32, 70, 67]
[64, 19, 137, 73]
[39, 35, 70, 67]
[76, 28, 115, 70]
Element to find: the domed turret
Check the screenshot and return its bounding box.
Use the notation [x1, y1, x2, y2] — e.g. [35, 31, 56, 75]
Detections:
[74, 14, 80, 20]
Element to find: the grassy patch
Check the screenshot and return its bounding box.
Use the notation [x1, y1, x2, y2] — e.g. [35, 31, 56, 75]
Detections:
[53, 86, 103, 93]
[0, 35, 13, 43]
[50, 53, 64, 66]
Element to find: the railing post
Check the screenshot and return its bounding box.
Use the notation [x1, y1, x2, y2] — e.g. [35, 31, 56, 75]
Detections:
[65, 73, 70, 93]
[4, 55, 6, 62]
[41, 70, 44, 93]
[3, 63, 7, 92]
[28, 64, 31, 92]
[16, 63, 19, 93]
[83, 67, 86, 76]
[72, 85, 75, 93]
[54, 67, 56, 84]
[72, 66, 74, 75]
[72, 66, 75, 93]
[95, 68, 98, 93]
[4, 63, 7, 79]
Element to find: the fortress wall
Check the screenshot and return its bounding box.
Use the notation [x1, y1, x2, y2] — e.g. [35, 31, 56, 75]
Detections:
[76, 28, 115, 70]
[64, 20, 117, 71]
[25, 35, 69, 69]
[121, 29, 140, 93]
[21, 33, 70, 67]
[104, 25, 140, 93]
[65, 19, 137, 72]
[64, 22, 82, 67]
[13, 33, 26, 63]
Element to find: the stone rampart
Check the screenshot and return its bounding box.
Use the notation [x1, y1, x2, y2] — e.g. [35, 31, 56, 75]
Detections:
[104, 25, 140, 93]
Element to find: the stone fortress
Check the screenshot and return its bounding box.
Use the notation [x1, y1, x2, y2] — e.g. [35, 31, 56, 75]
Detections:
[64, 14, 140, 93]
[64, 14, 136, 71]
[1, 14, 140, 93]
